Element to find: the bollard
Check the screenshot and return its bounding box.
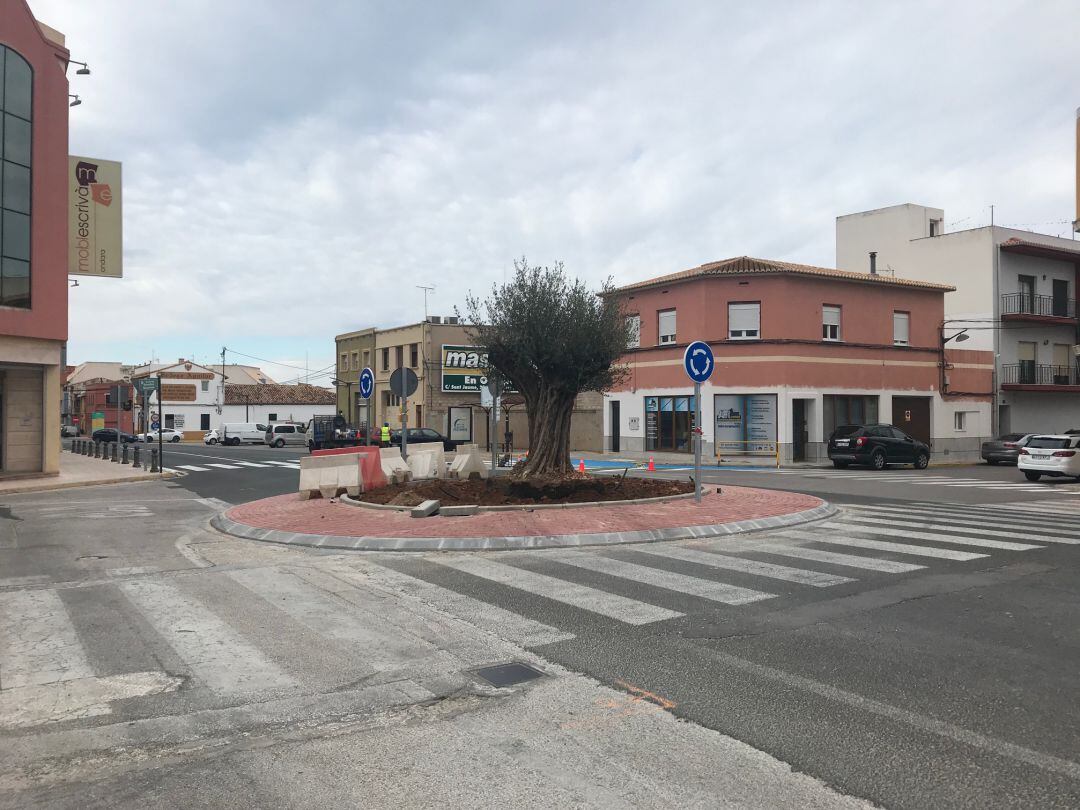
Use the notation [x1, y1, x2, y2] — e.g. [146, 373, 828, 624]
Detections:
[121, 444, 130, 465]
[111, 442, 119, 462]
[150, 447, 160, 473]
[94, 441, 101, 459]
[76, 439, 82, 454]
[132, 446, 141, 469]
[85, 440, 92, 456]
[79, 439, 86, 455]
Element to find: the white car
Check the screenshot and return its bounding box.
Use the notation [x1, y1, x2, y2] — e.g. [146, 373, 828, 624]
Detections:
[203, 429, 220, 445]
[1018, 435, 1080, 481]
[139, 428, 184, 443]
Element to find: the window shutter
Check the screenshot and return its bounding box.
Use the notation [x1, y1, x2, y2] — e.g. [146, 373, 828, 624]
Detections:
[728, 303, 760, 336]
[893, 312, 910, 345]
[658, 310, 676, 343]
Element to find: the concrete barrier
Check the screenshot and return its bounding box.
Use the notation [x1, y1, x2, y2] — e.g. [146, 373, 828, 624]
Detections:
[448, 444, 488, 480]
[407, 446, 445, 480]
[299, 454, 362, 500]
[379, 447, 412, 484]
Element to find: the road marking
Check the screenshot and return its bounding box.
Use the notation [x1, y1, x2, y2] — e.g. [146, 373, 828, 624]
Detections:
[205, 463, 242, 470]
[231, 461, 271, 468]
[805, 534, 988, 561]
[752, 541, 926, 573]
[120, 578, 297, 695]
[0, 670, 182, 729]
[265, 460, 301, 467]
[176, 464, 211, 472]
[845, 505, 1080, 544]
[433, 557, 682, 625]
[0, 590, 94, 689]
[542, 550, 775, 605]
[906, 502, 1080, 527]
[825, 519, 1043, 551]
[631, 545, 854, 587]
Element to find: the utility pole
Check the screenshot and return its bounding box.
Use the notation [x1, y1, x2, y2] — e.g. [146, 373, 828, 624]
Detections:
[416, 285, 434, 430]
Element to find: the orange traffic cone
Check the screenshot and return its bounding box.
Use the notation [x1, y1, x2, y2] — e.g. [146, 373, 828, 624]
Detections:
[578, 459, 586, 473]
[647, 456, 656, 472]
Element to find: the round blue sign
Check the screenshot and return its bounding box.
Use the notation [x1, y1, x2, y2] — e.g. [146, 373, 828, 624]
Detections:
[358, 367, 374, 399]
[683, 341, 714, 383]
[150, 421, 160, 430]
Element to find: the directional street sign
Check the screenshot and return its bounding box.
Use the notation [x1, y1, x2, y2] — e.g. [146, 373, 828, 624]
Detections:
[683, 341, 714, 383]
[358, 367, 374, 399]
[151, 420, 160, 430]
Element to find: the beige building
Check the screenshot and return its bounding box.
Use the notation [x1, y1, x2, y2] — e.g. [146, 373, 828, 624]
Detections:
[333, 328, 376, 424]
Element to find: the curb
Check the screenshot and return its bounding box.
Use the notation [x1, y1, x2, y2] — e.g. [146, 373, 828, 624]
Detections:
[209, 500, 836, 552]
[0, 471, 176, 495]
[340, 490, 698, 513]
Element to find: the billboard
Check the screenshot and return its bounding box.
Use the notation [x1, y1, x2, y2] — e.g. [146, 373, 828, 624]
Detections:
[440, 345, 516, 393]
[714, 394, 777, 453]
[69, 156, 122, 278]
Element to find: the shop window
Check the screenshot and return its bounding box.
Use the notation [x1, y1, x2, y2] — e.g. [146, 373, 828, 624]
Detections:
[0, 46, 33, 309]
[728, 302, 760, 340]
[200, 413, 211, 430]
[626, 314, 640, 348]
[822, 305, 841, 341]
[644, 395, 696, 452]
[658, 310, 676, 345]
[823, 395, 879, 434]
[893, 311, 910, 346]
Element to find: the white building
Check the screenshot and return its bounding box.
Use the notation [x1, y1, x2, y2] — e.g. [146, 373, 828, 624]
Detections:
[837, 204, 1080, 435]
[221, 383, 336, 428]
[133, 360, 226, 440]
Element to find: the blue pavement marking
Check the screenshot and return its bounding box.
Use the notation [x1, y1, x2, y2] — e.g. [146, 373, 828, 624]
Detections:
[571, 458, 767, 472]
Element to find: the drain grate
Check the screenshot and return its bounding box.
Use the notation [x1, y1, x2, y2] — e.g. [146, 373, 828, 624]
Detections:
[474, 662, 545, 687]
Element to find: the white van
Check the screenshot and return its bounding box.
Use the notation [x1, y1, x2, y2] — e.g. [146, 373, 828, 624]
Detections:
[219, 423, 268, 446]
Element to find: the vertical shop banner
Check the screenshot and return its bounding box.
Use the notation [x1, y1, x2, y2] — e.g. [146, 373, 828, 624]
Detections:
[69, 156, 123, 278]
[448, 406, 472, 441]
[713, 394, 777, 453]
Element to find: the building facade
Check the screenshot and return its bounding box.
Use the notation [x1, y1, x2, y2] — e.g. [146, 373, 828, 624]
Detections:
[333, 327, 376, 425]
[133, 360, 225, 441]
[71, 379, 135, 435]
[0, 2, 69, 475]
[837, 204, 1080, 435]
[222, 383, 335, 427]
[604, 256, 993, 463]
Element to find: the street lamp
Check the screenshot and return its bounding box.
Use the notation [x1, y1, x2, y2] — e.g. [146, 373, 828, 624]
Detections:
[68, 94, 82, 107]
[67, 59, 91, 75]
[331, 378, 354, 424]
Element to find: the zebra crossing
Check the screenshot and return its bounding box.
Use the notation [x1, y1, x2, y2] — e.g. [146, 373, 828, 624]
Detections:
[4, 500, 1078, 729]
[167, 459, 301, 474]
[738, 468, 1080, 495]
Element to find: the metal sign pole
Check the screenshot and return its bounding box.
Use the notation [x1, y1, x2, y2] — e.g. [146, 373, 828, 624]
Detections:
[694, 380, 702, 503]
[401, 395, 408, 460]
[156, 376, 163, 475]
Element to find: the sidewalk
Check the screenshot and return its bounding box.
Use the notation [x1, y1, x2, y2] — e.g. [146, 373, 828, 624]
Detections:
[0, 450, 167, 495]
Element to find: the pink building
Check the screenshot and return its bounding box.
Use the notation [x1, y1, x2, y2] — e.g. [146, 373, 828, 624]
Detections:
[0, 0, 70, 475]
[605, 256, 993, 463]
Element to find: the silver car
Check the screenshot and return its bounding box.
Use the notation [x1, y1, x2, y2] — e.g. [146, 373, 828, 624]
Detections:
[980, 433, 1034, 465]
[264, 423, 307, 448]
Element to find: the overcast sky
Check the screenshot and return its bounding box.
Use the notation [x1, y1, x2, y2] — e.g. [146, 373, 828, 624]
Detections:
[31, 0, 1080, 382]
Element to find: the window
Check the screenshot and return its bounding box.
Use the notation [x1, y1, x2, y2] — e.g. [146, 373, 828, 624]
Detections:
[362, 350, 370, 369]
[268, 413, 278, 422]
[351, 351, 359, 371]
[1017, 341, 1037, 384]
[164, 414, 175, 429]
[395, 346, 404, 368]
[929, 218, 942, 237]
[822, 305, 841, 341]
[658, 309, 676, 345]
[381, 347, 390, 371]
[201, 380, 209, 392]
[1, 46, 33, 309]
[200, 413, 211, 430]
[626, 314, 640, 348]
[954, 411, 967, 431]
[1053, 344, 1072, 384]
[1018, 275, 1036, 313]
[823, 395, 879, 434]
[728, 302, 760, 340]
[892, 311, 910, 346]
[410, 343, 419, 368]
[644, 395, 697, 452]
[340, 353, 348, 370]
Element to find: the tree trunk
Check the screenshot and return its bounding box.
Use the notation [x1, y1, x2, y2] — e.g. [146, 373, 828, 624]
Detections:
[516, 390, 576, 478]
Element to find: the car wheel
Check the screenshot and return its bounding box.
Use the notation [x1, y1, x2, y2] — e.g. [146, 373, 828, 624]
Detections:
[171, 436, 181, 443]
[274, 438, 285, 448]
[208, 438, 218, 445]
[308, 441, 315, 452]
[832, 460, 848, 468]
[1023, 471, 1042, 482]
[914, 452, 929, 470]
[230, 437, 241, 447]
[871, 450, 887, 471]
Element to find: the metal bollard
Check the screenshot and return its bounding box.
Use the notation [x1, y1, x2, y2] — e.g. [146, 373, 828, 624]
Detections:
[121, 444, 130, 465]
[132, 446, 141, 469]
[84, 440, 91, 456]
[94, 441, 101, 459]
[111, 442, 119, 462]
[150, 448, 160, 473]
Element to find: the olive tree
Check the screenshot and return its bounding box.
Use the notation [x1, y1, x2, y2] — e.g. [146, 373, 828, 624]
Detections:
[464, 259, 632, 478]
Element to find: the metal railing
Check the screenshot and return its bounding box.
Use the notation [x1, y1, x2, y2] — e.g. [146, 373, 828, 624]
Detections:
[1001, 362, 1080, 386]
[1000, 292, 1076, 318]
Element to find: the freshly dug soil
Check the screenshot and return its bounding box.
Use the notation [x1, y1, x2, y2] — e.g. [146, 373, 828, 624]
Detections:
[357, 475, 694, 507]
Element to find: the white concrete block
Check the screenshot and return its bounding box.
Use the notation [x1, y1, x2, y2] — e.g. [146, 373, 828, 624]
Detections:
[379, 447, 412, 484]
[298, 455, 362, 499]
[406, 446, 445, 480]
[448, 445, 488, 480]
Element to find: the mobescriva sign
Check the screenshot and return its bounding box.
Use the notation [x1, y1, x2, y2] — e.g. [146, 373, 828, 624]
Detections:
[441, 345, 489, 392]
[69, 156, 122, 278]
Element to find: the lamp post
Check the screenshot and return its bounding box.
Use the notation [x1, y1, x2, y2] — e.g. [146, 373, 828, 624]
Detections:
[332, 379, 354, 424]
[939, 322, 971, 396]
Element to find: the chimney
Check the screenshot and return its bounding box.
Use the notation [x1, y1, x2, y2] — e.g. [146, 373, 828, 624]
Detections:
[1074, 106, 1080, 232]
[869, 251, 877, 275]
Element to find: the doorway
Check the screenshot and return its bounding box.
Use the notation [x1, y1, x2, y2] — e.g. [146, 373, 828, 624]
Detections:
[792, 399, 807, 462]
[1053, 279, 1070, 318]
[891, 397, 931, 446]
[610, 400, 620, 453]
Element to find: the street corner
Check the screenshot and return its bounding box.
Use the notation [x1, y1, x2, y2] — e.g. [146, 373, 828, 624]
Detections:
[208, 485, 835, 552]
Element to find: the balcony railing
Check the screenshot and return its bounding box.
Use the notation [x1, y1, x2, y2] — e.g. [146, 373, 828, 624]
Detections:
[1000, 292, 1076, 319]
[1002, 362, 1080, 386]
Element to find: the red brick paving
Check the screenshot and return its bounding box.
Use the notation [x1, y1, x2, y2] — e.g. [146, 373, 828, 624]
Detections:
[224, 486, 823, 539]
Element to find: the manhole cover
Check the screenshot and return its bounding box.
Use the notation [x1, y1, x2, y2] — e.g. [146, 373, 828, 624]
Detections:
[474, 662, 545, 687]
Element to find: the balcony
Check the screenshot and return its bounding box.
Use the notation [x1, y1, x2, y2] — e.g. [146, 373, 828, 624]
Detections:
[1001, 362, 1080, 391]
[1000, 293, 1077, 324]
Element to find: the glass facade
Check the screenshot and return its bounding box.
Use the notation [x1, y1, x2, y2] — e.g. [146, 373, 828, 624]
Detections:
[822, 395, 879, 435]
[644, 395, 696, 452]
[1, 45, 32, 308]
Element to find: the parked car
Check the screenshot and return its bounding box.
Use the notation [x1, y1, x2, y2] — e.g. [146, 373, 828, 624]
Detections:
[60, 424, 79, 437]
[827, 424, 931, 470]
[91, 428, 137, 444]
[1018, 435, 1080, 481]
[219, 423, 268, 446]
[390, 427, 461, 452]
[138, 428, 183, 443]
[264, 423, 307, 448]
[203, 429, 220, 445]
[980, 433, 1035, 465]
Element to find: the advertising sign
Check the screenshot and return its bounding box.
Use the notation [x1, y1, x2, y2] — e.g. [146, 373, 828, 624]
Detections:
[91, 411, 105, 432]
[441, 345, 517, 393]
[68, 156, 123, 278]
[448, 406, 472, 442]
[714, 394, 777, 453]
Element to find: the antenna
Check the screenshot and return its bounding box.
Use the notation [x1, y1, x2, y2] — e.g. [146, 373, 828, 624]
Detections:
[416, 284, 434, 321]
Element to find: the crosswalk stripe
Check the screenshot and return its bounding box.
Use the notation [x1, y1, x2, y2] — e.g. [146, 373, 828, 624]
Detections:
[120, 579, 297, 695]
[797, 533, 989, 561]
[432, 557, 682, 625]
[542, 550, 775, 605]
[176, 464, 211, 472]
[631, 545, 854, 587]
[981, 501, 1080, 516]
[205, 463, 242, 469]
[356, 563, 574, 647]
[932, 502, 1080, 522]
[824, 519, 1042, 551]
[0, 590, 94, 689]
[845, 506, 1080, 543]
[836, 513, 1063, 545]
[750, 542, 926, 573]
[265, 460, 300, 467]
[870, 502, 1080, 531]
[231, 461, 271, 468]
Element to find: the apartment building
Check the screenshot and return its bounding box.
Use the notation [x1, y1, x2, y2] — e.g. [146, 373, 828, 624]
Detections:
[837, 203, 1080, 434]
[333, 328, 376, 424]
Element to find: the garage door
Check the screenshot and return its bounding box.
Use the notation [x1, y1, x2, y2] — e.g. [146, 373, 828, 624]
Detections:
[891, 397, 931, 446]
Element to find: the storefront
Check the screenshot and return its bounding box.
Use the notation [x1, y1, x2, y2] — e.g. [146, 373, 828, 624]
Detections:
[714, 393, 777, 457]
[644, 395, 696, 452]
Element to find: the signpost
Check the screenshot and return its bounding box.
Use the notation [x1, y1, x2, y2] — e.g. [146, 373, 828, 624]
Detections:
[389, 367, 419, 459]
[683, 341, 714, 503]
[359, 367, 374, 446]
[484, 374, 503, 472]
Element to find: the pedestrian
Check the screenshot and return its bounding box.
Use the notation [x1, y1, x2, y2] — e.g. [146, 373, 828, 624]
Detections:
[380, 421, 391, 448]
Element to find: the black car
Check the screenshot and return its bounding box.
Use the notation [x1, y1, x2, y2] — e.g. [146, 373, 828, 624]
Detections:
[91, 428, 138, 444]
[827, 424, 930, 470]
[390, 427, 460, 451]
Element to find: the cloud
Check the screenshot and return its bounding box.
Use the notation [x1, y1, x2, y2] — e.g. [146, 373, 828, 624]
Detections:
[30, 0, 1080, 365]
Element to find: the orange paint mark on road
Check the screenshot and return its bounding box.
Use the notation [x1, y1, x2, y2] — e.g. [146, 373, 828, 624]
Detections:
[614, 678, 676, 710]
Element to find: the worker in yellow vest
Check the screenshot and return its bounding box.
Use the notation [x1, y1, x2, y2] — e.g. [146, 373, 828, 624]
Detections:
[380, 422, 392, 448]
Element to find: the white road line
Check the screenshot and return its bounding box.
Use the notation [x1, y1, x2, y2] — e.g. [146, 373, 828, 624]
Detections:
[542, 551, 775, 605]
[205, 463, 241, 470]
[631, 545, 854, 587]
[805, 534, 989, 561]
[433, 557, 682, 625]
[0, 590, 95, 689]
[265, 460, 300, 467]
[845, 506, 1080, 543]
[907, 503, 1080, 526]
[753, 540, 926, 573]
[231, 461, 271, 468]
[176, 464, 211, 472]
[120, 579, 297, 695]
[824, 520, 1042, 551]
[358, 564, 574, 647]
[835, 514, 1063, 546]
